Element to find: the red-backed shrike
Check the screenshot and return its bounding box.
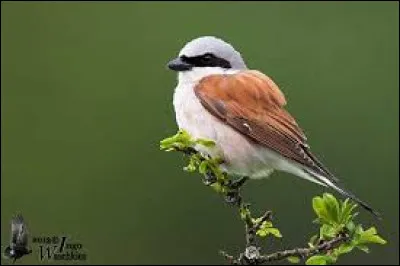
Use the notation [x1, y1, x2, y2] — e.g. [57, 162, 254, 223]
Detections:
[167, 36, 377, 216]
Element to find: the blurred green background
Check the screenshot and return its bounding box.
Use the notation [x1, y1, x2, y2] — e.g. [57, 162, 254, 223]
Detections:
[1, 1, 398, 265]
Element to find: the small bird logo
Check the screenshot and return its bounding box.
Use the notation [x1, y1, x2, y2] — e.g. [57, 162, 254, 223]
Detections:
[3, 214, 32, 263]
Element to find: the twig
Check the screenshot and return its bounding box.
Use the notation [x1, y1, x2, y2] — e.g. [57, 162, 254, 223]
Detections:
[179, 147, 349, 265]
[161, 131, 386, 266]
[221, 233, 349, 265]
[258, 233, 349, 263]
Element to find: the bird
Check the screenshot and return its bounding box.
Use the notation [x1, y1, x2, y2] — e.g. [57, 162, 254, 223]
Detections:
[167, 36, 378, 217]
[3, 214, 32, 263]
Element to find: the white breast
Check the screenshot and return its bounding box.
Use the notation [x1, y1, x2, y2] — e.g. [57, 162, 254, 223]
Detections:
[173, 80, 221, 157]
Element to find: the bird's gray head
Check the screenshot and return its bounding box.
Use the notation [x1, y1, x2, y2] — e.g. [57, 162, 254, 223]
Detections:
[167, 36, 247, 73]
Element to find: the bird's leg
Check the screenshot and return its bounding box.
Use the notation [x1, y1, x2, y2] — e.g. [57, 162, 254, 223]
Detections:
[224, 176, 249, 206]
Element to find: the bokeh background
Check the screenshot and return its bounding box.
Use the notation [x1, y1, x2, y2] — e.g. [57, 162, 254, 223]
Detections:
[1, 1, 398, 265]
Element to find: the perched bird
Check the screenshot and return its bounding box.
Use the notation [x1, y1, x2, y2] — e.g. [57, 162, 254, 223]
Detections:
[167, 36, 378, 216]
[3, 214, 32, 263]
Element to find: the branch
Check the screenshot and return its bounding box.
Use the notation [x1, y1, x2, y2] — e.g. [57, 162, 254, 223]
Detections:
[220, 234, 348, 265]
[160, 130, 387, 265]
[258, 234, 349, 263]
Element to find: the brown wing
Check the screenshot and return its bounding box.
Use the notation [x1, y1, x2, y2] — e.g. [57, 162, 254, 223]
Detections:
[194, 70, 337, 181]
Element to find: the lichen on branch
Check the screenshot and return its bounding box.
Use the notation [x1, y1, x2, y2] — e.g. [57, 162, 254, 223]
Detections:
[160, 130, 387, 265]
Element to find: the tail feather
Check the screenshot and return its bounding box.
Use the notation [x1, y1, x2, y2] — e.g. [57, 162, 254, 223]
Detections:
[303, 169, 381, 219]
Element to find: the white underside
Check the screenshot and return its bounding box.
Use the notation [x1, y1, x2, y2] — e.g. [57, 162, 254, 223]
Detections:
[173, 67, 322, 181]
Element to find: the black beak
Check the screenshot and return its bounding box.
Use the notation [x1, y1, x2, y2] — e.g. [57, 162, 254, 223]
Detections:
[167, 57, 192, 72]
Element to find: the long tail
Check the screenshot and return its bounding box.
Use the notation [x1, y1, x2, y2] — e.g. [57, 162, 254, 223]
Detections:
[303, 169, 381, 219]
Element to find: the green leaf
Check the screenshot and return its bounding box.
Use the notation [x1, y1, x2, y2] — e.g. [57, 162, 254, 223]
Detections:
[287, 256, 300, 264]
[308, 234, 318, 247]
[354, 224, 364, 236]
[359, 227, 387, 245]
[312, 196, 330, 224]
[306, 255, 336, 265]
[364, 226, 377, 235]
[259, 220, 273, 228]
[370, 235, 387, 245]
[337, 243, 354, 254]
[340, 199, 358, 224]
[345, 221, 355, 233]
[183, 163, 196, 172]
[319, 224, 336, 239]
[210, 182, 223, 193]
[199, 161, 208, 175]
[160, 129, 194, 151]
[256, 229, 267, 237]
[323, 193, 340, 223]
[185, 155, 201, 172]
[256, 221, 282, 238]
[305, 255, 328, 265]
[360, 234, 387, 245]
[268, 228, 282, 238]
[254, 219, 282, 238]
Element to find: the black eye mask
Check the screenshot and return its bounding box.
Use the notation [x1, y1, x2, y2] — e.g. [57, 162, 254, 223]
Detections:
[181, 53, 232, 69]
